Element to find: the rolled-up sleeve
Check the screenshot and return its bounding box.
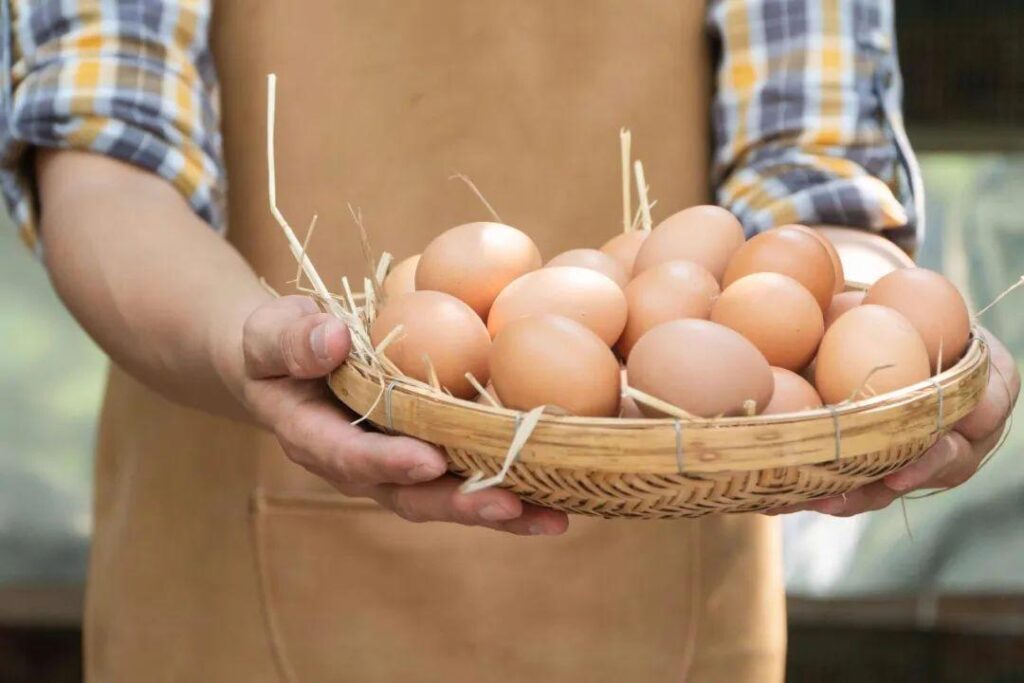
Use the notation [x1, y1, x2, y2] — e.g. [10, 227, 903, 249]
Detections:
[708, 0, 920, 249]
[0, 0, 225, 251]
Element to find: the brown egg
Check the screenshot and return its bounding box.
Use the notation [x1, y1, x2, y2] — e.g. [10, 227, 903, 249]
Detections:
[710, 273, 823, 371]
[824, 291, 865, 330]
[382, 254, 419, 299]
[487, 266, 628, 346]
[415, 222, 542, 318]
[490, 315, 620, 417]
[723, 226, 836, 311]
[370, 290, 491, 399]
[815, 304, 931, 404]
[627, 319, 774, 417]
[546, 248, 629, 289]
[863, 268, 971, 371]
[782, 225, 845, 294]
[632, 206, 746, 281]
[762, 367, 823, 415]
[599, 230, 649, 275]
[616, 260, 720, 359]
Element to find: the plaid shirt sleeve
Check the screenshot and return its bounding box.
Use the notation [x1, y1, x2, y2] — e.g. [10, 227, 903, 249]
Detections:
[708, 0, 921, 249]
[0, 0, 225, 252]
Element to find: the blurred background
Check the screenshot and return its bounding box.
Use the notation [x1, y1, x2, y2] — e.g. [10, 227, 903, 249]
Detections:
[1, 1, 1022, 681]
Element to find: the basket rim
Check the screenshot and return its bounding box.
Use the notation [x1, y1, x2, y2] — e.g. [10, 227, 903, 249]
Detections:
[330, 329, 989, 474]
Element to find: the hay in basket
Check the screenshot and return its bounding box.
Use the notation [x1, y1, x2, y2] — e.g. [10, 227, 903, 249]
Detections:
[265, 75, 993, 520]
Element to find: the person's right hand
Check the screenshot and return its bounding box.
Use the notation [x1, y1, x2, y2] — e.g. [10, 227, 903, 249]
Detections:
[234, 295, 569, 536]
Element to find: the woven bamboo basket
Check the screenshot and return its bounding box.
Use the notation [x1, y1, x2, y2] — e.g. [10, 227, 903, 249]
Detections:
[328, 333, 989, 519]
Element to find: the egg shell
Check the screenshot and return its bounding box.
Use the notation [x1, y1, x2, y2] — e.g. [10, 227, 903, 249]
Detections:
[710, 272, 823, 371]
[723, 227, 836, 311]
[415, 222, 542, 318]
[599, 230, 649, 275]
[633, 205, 746, 281]
[814, 304, 931, 404]
[626, 319, 774, 417]
[370, 290, 491, 399]
[616, 260, 720, 359]
[762, 367, 823, 415]
[487, 266, 628, 346]
[545, 248, 629, 289]
[782, 225, 846, 294]
[824, 291, 865, 330]
[863, 268, 971, 371]
[382, 254, 420, 299]
[490, 314, 621, 417]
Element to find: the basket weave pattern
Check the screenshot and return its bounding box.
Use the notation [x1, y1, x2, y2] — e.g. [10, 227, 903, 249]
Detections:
[330, 336, 989, 519]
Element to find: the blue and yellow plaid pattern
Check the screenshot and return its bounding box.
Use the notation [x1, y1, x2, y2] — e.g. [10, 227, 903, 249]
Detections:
[709, 0, 918, 245]
[0, 0, 223, 251]
[0, 1, 917, 252]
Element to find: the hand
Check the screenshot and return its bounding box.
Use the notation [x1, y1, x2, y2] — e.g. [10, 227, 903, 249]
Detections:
[772, 328, 1020, 516]
[235, 295, 569, 536]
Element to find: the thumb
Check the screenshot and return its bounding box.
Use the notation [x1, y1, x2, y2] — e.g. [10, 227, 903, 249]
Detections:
[243, 295, 352, 379]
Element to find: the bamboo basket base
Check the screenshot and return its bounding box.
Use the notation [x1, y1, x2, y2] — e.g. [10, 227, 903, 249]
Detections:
[444, 433, 938, 519]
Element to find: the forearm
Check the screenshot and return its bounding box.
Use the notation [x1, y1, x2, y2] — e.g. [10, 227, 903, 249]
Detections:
[38, 149, 270, 421]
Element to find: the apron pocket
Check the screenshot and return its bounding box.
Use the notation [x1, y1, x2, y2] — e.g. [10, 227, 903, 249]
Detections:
[251, 489, 701, 683]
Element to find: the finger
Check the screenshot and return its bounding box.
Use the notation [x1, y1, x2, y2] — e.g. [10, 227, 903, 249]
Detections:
[278, 399, 447, 485]
[803, 481, 899, 517]
[243, 295, 351, 379]
[980, 328, 1021, 409]
[378, 476, 569, 535]
[922, 427, 1003, 490]
[956, 330, 1019, 441]
[884, 432, 967, 492]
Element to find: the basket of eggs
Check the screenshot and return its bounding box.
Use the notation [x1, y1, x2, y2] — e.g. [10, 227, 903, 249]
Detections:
[267, 78, 989, 519]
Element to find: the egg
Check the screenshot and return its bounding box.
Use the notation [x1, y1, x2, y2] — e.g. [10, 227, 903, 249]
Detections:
[824, 291, 865, 330]
[616, 260, 720, 359]
[415, 222, 542, 318]
[863, 268, 971, 371]
[382, 254, 420, 299]
[762, 367, 823, 415]
[814, 304, 931, 404]
[710, 272, 823, 371]
[487, 266, 628, 346]
[723, 226, 836, 311]
[782, 224, 846, 294]
[627, 319, 774, 417]
[370, 290, 491, 398]
[599, 230, 649, 275]
[545, 248, 629, 289]
[632, 205, 746, 281]
[490, 314, 621, 417]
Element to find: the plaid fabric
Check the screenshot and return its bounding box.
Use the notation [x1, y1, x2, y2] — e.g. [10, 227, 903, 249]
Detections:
[0, 1, 917, 251]
[709, 0, 920, 245]
[0, 0, 224, 251]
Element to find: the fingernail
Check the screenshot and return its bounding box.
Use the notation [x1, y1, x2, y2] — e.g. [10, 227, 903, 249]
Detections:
[310, 323, 331, 361]
[889, 436, 954, 491]
[528, 523, 546, 535]
[406, 462, 442, 482]
[478, 503, 515, 521]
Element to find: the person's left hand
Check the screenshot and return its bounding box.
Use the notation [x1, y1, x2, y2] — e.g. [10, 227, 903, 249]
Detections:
[771, 328, 1020, 517]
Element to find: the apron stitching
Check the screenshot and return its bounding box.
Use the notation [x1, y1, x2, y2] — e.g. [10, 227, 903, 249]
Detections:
[678, 522, 702, 681]
[250, 488, 300, 683]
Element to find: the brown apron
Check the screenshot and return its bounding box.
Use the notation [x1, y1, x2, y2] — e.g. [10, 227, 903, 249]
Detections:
[85, 2, 786, 681]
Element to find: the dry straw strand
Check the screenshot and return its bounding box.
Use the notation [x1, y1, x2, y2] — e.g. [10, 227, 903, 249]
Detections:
[634, 159, 653, 231]
[620, 128, 632, 233]
[292, 213, 318, 287]
[974, 274, 1024, 320]
[450, 171, 502, 223]
[465, 373, 500, 408]
[460, 405, 546, 494]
